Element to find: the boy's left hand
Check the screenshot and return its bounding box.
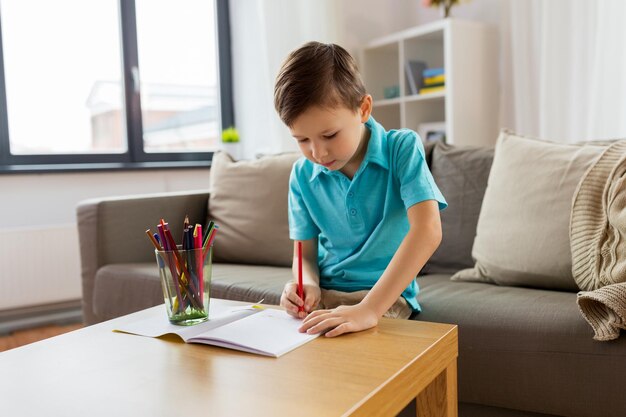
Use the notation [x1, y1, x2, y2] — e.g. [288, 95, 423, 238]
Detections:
[299, 303, 379, 337]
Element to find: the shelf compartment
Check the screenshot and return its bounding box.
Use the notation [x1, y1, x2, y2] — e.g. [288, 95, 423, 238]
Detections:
[403, 28, 444, 97]
[372, 102, 401, 130]
[362, 42, 400, 102]
[404, 99, 446, 139]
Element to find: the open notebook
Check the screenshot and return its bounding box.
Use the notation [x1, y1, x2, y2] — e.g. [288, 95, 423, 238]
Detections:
[114, 303, 319, 358]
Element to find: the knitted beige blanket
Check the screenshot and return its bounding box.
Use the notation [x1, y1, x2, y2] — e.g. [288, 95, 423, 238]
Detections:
[571, 141, 626, 341]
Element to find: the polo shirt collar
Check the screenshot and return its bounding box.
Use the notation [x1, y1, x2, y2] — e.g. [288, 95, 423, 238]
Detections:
[362, 116, 389, 170]
[310, 116, 389, 182]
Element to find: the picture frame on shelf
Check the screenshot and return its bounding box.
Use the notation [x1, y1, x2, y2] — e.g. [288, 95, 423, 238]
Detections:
[418, 121, 446, 143]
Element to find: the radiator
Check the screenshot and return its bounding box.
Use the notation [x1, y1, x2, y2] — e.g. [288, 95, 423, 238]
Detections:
[0, 224, 81, 311]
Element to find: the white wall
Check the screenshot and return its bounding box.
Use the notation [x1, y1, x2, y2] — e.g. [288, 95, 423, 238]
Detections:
[0, 170, 209, 310]
[0, 170, 209, 229]
[337, 0, 504, 52]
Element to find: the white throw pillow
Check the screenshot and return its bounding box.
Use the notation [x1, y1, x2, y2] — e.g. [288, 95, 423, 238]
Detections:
[451, 130, 606, 291]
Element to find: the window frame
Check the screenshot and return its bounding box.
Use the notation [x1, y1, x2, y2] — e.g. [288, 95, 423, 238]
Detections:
[0, 0, 233, 173]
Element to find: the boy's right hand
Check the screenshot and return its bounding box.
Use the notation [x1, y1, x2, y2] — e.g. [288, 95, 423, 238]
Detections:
[280, 282, 321, 319]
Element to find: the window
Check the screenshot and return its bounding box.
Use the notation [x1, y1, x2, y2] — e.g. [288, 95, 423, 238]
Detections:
[0, 0, 233, 171]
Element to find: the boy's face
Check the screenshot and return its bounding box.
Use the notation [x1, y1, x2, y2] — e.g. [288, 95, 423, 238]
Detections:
[289, 95, 372, 178]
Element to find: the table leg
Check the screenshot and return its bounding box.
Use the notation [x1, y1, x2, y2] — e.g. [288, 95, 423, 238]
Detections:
[415, 360, 457, 417]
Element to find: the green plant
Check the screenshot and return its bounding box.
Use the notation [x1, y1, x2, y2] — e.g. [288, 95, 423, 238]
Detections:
[221, 126, 240, 143]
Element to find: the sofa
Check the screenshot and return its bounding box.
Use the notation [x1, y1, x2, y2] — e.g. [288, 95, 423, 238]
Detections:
[77, 132, 626, 417]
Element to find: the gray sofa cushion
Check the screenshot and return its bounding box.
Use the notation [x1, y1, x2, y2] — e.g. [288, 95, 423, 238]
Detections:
[424, 142, 493, 273]
[93, 263, 164, 322]
[209, 263, 289, 305]
[417, 275, 626, 417]
[93, 263, 288, 322]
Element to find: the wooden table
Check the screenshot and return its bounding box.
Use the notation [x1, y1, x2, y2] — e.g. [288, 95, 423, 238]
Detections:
[0, 299, 458, 417]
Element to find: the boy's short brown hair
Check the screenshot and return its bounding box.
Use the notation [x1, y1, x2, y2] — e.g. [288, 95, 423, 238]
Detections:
[274, 42, 366, 126]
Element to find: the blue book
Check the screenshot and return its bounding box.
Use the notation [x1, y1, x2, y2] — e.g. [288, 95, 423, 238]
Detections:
[423, 67, 445, 78]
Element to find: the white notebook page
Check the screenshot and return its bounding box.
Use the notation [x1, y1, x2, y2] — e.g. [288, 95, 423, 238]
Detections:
[189, 308, 319, 357]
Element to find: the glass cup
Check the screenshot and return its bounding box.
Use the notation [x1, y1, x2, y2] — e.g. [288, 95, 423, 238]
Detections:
[155, 245, 212, 325]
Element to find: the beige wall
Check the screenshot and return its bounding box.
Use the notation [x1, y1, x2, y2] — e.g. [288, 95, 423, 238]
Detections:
[337, 0, 505, 51]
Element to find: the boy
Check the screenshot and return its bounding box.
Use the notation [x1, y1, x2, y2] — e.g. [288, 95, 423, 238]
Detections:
[274, 42, 447, 338]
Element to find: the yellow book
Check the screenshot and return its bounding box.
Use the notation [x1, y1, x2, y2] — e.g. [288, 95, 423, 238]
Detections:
[419, 86, 446, 94]
[423, 74, 446, 85]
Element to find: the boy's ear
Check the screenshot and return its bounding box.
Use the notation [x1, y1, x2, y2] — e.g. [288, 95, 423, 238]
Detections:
[359, 95, 373, 122]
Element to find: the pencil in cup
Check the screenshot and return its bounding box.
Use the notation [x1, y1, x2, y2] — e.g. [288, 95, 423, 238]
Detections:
[155, 244, 213, 325]
[156, 225, 186, 312]
[147, 228, 213, 326]
[162, 222, 202, 303]
[193, 224, 204, 302]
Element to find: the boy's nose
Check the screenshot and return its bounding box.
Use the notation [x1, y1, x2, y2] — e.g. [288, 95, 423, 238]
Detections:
[311, 143, 328, 159]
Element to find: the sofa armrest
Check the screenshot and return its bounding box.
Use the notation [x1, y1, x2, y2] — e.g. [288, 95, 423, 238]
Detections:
[76, 190, 210, 324]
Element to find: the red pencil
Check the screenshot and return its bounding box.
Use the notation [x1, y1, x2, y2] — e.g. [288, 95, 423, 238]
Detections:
[194, 224, 204, 306]
[297, 241, 304, 313]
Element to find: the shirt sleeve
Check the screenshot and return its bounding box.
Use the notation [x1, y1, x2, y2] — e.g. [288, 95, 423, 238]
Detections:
[394, 131, 447, 211]
[288, 163, 320, 240]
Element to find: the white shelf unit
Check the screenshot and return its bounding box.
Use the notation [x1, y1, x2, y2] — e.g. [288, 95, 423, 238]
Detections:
[361, 19, 499, 147]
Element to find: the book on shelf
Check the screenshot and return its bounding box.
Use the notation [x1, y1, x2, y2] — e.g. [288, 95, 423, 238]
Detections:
[114, 302, 319, 358]
[405, 60, 427, 95]
[421, 82, 445, 89]
[419, 85, 446, 94]
[423, 74, 445, 85]
[423, 67, 445, 78]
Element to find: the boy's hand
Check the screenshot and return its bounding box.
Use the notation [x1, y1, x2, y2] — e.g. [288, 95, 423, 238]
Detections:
[280, 282, 321, 319]
[299, 303, 379, 337]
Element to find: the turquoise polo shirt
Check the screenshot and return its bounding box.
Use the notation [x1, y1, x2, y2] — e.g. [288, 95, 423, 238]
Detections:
[288, 116, 447, 312]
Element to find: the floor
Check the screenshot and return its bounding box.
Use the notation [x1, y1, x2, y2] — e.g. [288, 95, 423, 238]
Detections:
[0, 323, 84, 352]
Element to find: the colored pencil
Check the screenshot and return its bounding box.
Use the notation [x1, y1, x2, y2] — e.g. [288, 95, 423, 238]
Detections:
[194, 224, 204, 303]
[297, 241, 304, 313]
[203, 225, 219, 257]
[157, 223, 184, 313]
[145, 229, 163, 251]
